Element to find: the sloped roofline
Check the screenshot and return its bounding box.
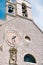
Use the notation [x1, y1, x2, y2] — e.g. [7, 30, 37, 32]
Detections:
[17, 15, 43, 33]
[32, 20, 43, 33]
[22, 0, 43, 33]
[0, 15, 43, 33]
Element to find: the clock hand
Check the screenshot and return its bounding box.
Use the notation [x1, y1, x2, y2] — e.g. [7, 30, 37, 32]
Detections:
[12, 36, 16, 40]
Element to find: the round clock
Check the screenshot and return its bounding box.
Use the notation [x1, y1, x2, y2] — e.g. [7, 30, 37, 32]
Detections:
[4, 30, 21, 47]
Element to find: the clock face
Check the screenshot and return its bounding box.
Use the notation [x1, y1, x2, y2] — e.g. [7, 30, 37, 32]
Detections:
[4, 31, 21, 47]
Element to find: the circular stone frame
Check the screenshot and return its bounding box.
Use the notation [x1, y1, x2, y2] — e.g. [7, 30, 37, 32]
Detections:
[4, 30, 21, 47]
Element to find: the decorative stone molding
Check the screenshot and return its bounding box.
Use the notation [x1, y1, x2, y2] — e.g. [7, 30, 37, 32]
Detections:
[9, 47, 17, 65]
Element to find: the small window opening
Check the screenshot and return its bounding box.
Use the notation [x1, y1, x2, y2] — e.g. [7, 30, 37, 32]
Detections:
[25, 35, 31, 41]
[22, 3, 28, 17]
[24, 54, 36, 63]
[8, 5, 14, 13]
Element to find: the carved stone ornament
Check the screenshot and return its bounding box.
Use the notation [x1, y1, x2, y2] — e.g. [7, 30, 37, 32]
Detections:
[9, 47, 17, 65]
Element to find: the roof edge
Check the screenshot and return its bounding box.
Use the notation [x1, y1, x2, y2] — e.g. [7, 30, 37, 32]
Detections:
[32, 20, 43, 33]
[17, 15, 43, 33]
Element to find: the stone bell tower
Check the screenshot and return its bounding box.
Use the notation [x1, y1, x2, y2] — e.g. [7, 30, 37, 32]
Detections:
[6, 0, 32, 21]
[0, 0, 43, 65]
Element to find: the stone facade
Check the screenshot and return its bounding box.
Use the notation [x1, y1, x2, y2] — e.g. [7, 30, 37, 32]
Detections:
[0, 0, 43, 65]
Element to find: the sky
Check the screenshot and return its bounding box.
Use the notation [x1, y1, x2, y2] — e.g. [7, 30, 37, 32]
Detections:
[29, 0, 43, 32]
[0, 0, 6, 19]
[0, 0, 43, 32]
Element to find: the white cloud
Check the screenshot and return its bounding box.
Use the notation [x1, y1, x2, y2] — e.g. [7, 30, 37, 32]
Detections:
[35, 1, 43, 16]
[33, 16, 43, 31]
[30, 0, 43, 31]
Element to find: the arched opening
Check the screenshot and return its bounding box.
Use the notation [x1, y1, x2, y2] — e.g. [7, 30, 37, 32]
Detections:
[22, 3, 28, 17]
[24, 54, 36, 63]
[8, 4, 14, 13]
